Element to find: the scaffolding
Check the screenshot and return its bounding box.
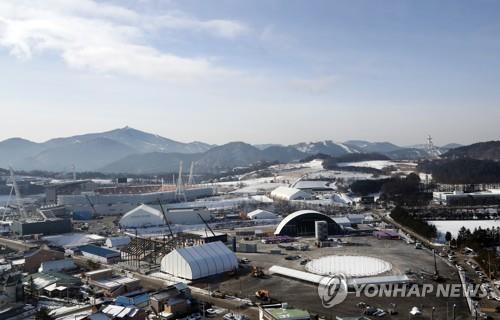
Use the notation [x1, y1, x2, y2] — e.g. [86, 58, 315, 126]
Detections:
[120, 233, 202, 268]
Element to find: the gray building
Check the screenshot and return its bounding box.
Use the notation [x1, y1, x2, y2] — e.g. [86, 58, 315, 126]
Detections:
[11, 218, 72, 236]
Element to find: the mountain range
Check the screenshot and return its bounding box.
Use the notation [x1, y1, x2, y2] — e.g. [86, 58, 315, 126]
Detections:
[0, 127, 465, 174]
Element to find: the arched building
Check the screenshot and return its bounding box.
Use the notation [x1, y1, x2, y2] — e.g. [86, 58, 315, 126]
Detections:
[274, 210, 342, 237]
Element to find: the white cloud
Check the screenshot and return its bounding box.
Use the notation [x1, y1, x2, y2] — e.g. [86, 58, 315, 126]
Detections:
[289, 76, 336, 94]
[0, 0, 247, 81]
[153, 13, 248, 39]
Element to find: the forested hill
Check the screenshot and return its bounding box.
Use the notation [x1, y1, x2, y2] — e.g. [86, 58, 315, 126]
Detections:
[443, 141, 500, 161]
[418, 158, 500, 184]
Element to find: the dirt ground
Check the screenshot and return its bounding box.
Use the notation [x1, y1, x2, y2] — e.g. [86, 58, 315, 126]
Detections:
[195, 236, 471, 320]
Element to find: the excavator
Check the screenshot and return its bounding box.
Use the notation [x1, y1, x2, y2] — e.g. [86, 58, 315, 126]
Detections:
[251, 266, 265, 278]
[255, 289, 270, 301]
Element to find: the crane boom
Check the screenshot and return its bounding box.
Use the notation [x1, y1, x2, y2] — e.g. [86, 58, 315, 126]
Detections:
[85, 194, 98, 217]
[157, 199, 174, 238]
[197, 212, 215, 237]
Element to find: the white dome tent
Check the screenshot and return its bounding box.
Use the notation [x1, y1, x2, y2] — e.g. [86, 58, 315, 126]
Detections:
[247, 209, 278, 220]
[160, 241, 238, 280]
[119, 204, 165, 228]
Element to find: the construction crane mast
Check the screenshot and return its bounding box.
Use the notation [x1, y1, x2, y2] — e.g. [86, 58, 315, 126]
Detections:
[175, 161, 186, 202]
[187, 162, 195, 186]
[9, 166, 26, 219]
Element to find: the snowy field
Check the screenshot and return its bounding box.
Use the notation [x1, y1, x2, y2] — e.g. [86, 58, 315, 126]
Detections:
[429, 220, 500, 241]
[305, 255, 392, 277]
[337, 160, 417, 170]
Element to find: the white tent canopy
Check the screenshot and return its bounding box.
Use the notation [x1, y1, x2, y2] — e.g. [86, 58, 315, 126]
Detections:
[160, 241, 237, 280]
[270, 186, 311, 201]
[119, 204, 165, 228]
[247, 209, 278, 220]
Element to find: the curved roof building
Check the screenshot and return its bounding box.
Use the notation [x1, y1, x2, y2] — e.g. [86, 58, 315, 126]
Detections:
[119, 204, 165, 228]
[274, 210, 341, 236]
[160, 241, 238, 280]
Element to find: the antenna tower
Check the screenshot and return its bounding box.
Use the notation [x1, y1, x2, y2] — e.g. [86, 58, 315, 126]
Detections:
[426, 135, 440, 159]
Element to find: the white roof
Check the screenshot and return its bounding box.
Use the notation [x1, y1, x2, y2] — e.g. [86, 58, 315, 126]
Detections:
[332, 217, 351, 225]
[269, 265, 410, 286]
[42, 233, 105, 248]
[119, 204, 165, 228]
[105, 236, 131, 248]
[292, 180, 336, 190]
[39, 259, 76, 273]
[160, 241, 238, 280]
[247, 209, 278, 220]
[102, 305, 138, 318]
[270, 187, 311, 200]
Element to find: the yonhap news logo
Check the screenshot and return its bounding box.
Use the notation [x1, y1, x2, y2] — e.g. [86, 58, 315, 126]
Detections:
[317, 278, 489, 309]
[317, 273, 349, 308]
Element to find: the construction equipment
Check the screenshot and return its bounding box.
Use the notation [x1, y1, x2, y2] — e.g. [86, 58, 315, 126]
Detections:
[255, 289, 269, 301]
[252, 266, 265, 278]
[157, 199, 174, 238]
[84, 194, 98, 217]
[197, 212, 216, 237]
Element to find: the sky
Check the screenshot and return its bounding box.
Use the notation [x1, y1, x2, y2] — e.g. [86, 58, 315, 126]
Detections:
[0, 0, 499, 146]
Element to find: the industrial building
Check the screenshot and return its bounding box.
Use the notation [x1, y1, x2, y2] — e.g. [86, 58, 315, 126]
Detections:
[44, 180, 95, 205]
[247, 209, 279, 220]
[119, 204, 212, 228]
[270, 187, 312, 201]
[162, 207, 212, 225]
[160, 241, 238, 280]
[291, 180, 336, 192]
[433, 189, 500, 206]
[332, 216, 352, 227]
[11, 218, 72, 236]
[105, 236, 131, 249]
[78, 244, 121, 264]
[58, 186, 214, 215]
[119, 205, 165, 228]
[274, 210, 342, 237]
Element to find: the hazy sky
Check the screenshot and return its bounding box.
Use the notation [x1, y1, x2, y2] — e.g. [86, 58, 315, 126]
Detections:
[0, 0, 499, 146]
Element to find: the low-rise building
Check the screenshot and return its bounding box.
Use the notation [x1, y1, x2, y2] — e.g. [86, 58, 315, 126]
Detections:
[149, 283, 192, 316]
[24, 246, 65, 273]
[79, 245, 121, 264]
[23, 272, 81, 298]
[85, 269, 140, 297]
[38, 259, 76, 273]
[99, 304, 145, 320]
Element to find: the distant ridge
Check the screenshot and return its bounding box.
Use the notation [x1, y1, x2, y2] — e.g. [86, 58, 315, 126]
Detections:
[0, 127, 472, 173]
